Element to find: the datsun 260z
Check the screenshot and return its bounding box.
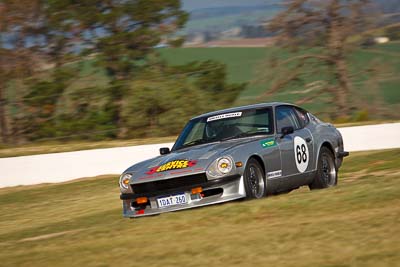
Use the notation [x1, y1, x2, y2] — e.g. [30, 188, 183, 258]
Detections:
[119, 103, 349, 217]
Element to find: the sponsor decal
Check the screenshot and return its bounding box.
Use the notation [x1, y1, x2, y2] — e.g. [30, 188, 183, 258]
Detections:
[207, 112, 242, 122]
[260, 138, 276, 148]
[267, 170, 282, 179]
[146, 159, 197, 175]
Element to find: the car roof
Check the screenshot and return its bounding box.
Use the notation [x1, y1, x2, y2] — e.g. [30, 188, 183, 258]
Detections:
[192, 102, 299, 120]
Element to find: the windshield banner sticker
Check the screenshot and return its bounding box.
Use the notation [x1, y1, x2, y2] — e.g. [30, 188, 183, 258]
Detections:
[146, 160, 197, 175]
[260, 138, 277, 148]
[207, 112, 242, 122]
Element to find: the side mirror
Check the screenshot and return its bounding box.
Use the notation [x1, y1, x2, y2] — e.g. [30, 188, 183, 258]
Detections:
[280, 126, 294, 138]
[159, 147, 170, 155]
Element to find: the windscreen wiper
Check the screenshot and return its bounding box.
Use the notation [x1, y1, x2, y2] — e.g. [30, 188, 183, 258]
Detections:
[181, 139, 208, 148]
[220, 131, 268, 141]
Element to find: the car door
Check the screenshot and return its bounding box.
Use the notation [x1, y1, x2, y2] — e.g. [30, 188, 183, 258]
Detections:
[275, 105, 314, 190]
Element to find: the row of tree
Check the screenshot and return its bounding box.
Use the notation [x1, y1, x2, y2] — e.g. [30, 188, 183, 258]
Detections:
[264, 0, 383, 119]
[0, 0, 391, 144]
[0, 0, 244, 144]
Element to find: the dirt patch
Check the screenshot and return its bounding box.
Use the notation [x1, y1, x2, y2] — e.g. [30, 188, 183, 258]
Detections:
[343, 169, 400, 182]
[18, 229, 83, 242]
[370, 160, 387, 166]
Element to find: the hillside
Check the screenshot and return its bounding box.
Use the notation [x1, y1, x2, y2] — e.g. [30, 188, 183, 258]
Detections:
[181, 0, 400, 35]
[6, 44, 399, 127]
[181, 5, 281, 34]
[182, 0, 279, 11]
[160, 43, 400, 120]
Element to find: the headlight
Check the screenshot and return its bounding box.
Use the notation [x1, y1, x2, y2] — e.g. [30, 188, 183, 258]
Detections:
[119, 173, 132, 190]
[207, 156, 235, 179]
[217, 158, 233, 174]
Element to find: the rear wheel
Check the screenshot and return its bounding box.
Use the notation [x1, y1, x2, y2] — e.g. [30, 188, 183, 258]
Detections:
[244, 158, 266, 199]
[309, 146, 337, 190]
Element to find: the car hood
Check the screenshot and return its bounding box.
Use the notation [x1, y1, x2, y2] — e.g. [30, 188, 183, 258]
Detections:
[125, 138, 256, 183]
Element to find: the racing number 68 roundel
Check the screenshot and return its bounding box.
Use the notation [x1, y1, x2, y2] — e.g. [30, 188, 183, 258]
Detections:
[294, 136, 309, 173]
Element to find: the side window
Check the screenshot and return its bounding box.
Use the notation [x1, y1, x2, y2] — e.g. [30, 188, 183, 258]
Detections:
[276, 106, 301, 133]
[294, 108, 310, 128]
[236, 109, 272, 134]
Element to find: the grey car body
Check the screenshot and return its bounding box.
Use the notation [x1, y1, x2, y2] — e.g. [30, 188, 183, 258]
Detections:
[120, 102, 348, 217]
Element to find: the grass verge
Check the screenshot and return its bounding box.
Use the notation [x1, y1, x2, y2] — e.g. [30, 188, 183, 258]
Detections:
[2, 120, 399, 158]
[0, 136, 176, 158]
[0, 149, 399, 266]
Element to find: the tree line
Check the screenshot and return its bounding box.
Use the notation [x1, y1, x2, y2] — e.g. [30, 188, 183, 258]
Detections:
[0, 0, 391, 145]
[263, 0, 388, 119]
[0, 0, 244, 144]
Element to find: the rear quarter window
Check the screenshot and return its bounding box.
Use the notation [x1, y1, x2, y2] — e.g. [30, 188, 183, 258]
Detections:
[294, 108, 310, 128]
[275, 106, 301, 133]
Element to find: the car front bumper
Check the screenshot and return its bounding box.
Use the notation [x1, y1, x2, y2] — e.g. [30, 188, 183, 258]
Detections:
[120, 174, 245, 217]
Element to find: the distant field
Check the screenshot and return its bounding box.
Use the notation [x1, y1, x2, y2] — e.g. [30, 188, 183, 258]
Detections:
[6, 43, 399, 122]
[181, 6, 280, 34]
[182, 10, 271, 33]
[160, 43, 400, 119]
[0, 149, 399, 266]
[161, 47, 270, 84]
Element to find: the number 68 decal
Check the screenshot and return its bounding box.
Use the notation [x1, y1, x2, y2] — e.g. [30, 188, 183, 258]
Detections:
[294, 136, 309, 173]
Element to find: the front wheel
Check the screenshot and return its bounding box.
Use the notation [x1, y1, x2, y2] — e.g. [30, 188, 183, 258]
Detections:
[244, 158, 266, 199]
[309, 147, 337, 190]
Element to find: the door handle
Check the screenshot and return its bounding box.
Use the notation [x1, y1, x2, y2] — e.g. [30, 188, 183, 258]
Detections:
[306, 137, 312, 143]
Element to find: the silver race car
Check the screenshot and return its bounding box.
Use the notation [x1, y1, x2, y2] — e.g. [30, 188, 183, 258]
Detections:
[120, 102, 349, 217]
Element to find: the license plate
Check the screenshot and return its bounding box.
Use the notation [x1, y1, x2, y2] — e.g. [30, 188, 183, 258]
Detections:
[157, 194, 187, 208]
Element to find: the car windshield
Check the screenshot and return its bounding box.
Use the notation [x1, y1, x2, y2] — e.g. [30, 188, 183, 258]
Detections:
[172, 108, 273, 151]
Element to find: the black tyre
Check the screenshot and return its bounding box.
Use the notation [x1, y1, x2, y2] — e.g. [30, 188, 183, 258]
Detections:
[309, 146, 337, 190]
[244, 158, 266, 199]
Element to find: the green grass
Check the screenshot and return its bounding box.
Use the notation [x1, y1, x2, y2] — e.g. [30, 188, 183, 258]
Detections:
[160, 43, 400, 118]
[160, 47, 271, 84]
[0, 136, 176, 158]
[0, 149, 399, 266]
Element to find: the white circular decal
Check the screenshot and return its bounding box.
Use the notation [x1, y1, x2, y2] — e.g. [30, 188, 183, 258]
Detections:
[294, 136, 309, 173]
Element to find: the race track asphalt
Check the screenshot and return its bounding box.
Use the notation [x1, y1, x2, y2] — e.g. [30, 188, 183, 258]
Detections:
[1, 123, 399, 188]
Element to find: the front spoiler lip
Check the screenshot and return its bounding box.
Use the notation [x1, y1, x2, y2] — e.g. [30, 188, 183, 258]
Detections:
[122, 175, 245, 218]
[128, 194, 244, 218]
[120, 174, 241, 199]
